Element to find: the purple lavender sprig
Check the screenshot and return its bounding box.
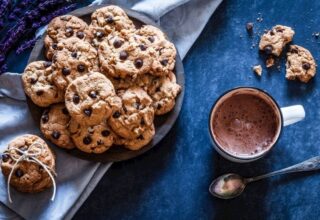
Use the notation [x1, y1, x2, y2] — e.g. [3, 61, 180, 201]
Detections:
[0, 0, 12, 29]
[31, 3, 77, 29]
[16, 37, 39, 54]
[0, 1, 78, 74]
[0, 0, 12, 19]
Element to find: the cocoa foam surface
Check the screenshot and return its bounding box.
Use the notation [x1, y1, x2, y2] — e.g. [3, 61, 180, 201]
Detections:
[212, 93, 279, 156]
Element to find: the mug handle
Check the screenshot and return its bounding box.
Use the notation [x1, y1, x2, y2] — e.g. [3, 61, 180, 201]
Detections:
[281, 105, 305, 127]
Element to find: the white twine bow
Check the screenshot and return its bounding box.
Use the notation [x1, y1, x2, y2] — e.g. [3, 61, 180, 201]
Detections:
[2, 142, 57, 203]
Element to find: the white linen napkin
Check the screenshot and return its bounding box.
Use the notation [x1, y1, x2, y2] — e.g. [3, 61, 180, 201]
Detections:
[0, 0, 222, 219]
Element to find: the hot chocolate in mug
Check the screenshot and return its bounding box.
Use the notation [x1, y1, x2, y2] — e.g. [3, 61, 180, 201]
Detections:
[209, 87, 305, 163]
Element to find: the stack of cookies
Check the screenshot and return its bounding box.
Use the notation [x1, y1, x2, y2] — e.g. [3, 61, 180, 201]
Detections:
[22, 5, 181, 154]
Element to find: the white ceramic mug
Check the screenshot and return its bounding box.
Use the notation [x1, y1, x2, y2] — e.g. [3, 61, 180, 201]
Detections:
[209, 87, 305, 163]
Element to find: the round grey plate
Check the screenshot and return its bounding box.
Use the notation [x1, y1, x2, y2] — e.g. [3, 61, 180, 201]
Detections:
[27, 4, 185, 163]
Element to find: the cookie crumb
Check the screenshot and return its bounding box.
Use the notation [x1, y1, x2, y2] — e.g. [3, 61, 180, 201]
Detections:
[266, 57, 275, 68]
[246, 22, 254, 33]
[313, 32, 319, 38]
[253, 65, 262, 76]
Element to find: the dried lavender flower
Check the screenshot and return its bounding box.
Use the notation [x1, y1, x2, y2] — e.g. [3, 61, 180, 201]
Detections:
[16, 37, 39, 54]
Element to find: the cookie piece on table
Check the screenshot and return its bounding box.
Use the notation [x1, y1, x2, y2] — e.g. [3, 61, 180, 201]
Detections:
[286, 45, 317, 83]
[1, 134, 56, 193]
[89, 5, 135, 47]
[123, 124, 155, 150]
[259, 25, 295, 56]
[40, 103, 75, 149]
[44, 15, 91, 59]
[99, 33, 154, 78]
[65, 72, 121, 126]
[109, 87, 154, 139]
[69, 119, 116, 153]
[51, 37, 99, 91]
[136, 25, 176, 76]
[147, 72, 181, 115]
[22, 61, 64, 107]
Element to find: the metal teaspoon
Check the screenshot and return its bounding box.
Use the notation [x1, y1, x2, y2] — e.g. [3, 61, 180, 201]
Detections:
[209, 156, 320, 199]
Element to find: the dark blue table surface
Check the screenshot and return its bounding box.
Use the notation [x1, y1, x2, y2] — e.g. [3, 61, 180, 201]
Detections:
[8, 0, 320, 219]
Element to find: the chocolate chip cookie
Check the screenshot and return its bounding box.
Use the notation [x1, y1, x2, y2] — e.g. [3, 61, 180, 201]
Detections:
[40, 104, 75, 149]
[147, 72, 181, 115]
[259, 25, 295, 56]
[137, 25, 176, 75]
[123, 124, 155, 150]
[65, 72, 121, 126]
[109, 87, 154, 139]
[45, 15, 91, 59]
[22, 61, 64, 107]
[1, 134, 56, 193]
[69, 119, 116, 153]
[99, 33, 154, 78]
[52, 37, 99, 91]
[89, 5, 135, 47]
[286, 45, 317, 83]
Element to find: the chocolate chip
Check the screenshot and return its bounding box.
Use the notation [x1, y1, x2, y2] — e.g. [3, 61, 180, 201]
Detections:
[264, 45, 273, 55]
[246, 22, 253, 32]
[141, 118, 145, 125]
[62, 67, 70, 76]
[51, 131, 61, 139]
[160, 59, 168, 66]
[290, 48, 298, 53]
[62, 108, 69, 115]
[134, 59, 143, 68]
[105, 16, 114, 24]
[97, 140, 104, 145]
[71, 52, 77, 58]
[113, 111, 121, 118]
[44, 61, 52, 68]
[36, 90, 44, 96]
[1, 154, 9, 162]
[52, 43, 58, 49]
[30, 78, 37, 84]
[157, 103, 162, 110]
[113, 39, 123, 48]
[15, 169, 24, 178]
[89, 91, 97, 99]
[77, 31, 84, 39]
[77, 64, 85, 72]
[73, 94, 80, 104]
[96, 31, 104, 39]
[148, 36, 155, 43]
[83, 136, 92, 145]
[119, 51, 128, 60]
[155, 87, 161, 92]
[137, 135, 144, 140]
[65, 27, 74, 37]
[276, 29, 283, 33]
[41, 113, 49, 123]
[83, 108, 92, 116]
[270, 30, 275, 36]
[139, 44, 147, 51]
[101, 130, 110, 137]
[302, 62, 311, 70]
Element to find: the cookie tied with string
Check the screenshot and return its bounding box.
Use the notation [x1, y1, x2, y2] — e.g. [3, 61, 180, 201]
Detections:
[1, 135, 56, 196]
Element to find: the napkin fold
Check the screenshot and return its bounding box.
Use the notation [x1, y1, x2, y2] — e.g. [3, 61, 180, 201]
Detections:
[0, 0, 222, 219]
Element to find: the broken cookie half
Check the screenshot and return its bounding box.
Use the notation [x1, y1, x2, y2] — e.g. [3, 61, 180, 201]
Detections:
[286, 45, 317, 83]
[259, 25, 295, 56]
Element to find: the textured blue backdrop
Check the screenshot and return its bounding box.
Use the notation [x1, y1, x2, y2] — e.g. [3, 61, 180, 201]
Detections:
[8, 0, 320, 219]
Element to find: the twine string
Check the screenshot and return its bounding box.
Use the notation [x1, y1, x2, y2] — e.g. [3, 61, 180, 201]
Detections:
[2, 142, 56, 203]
